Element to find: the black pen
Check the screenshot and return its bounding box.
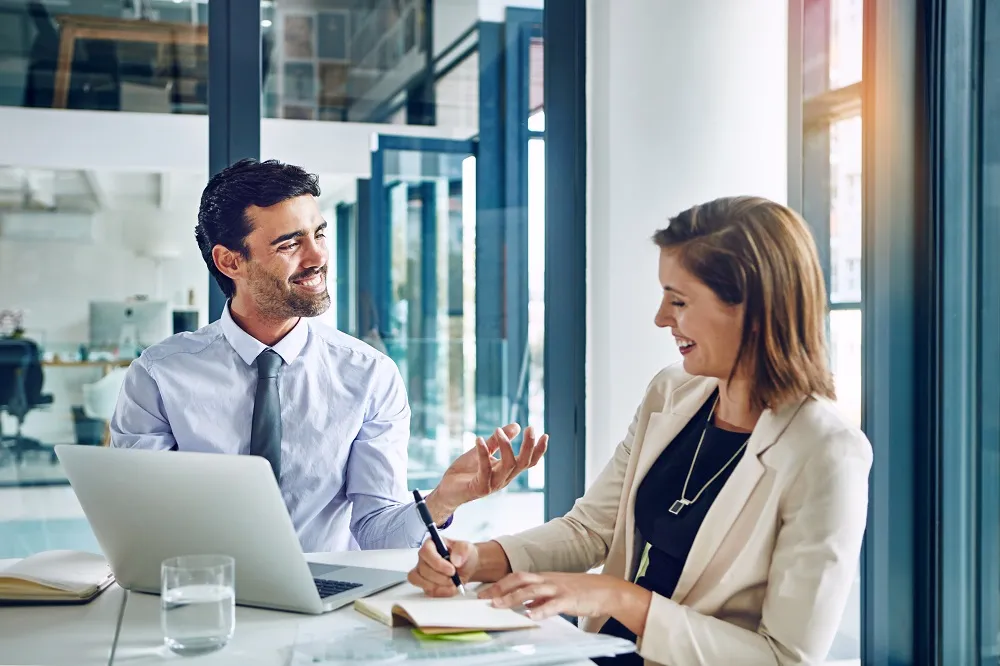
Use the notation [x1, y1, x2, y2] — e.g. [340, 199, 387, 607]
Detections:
[412, 489, 466, 595]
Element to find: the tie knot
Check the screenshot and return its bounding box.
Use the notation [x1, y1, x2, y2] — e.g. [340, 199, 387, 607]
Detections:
[256, 349, 283, 378]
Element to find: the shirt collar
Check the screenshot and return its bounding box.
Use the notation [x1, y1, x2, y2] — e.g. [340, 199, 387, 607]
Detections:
[220, 302, 309, 366]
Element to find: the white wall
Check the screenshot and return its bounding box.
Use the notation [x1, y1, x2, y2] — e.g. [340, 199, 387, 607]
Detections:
[586, 0, 788, 481]
[0, 206, 206, 344]
[478, 0, 544, 22]
[0, 107, 474, 175]
[433, 0, 545, 55]
[434, 0, 480, 57]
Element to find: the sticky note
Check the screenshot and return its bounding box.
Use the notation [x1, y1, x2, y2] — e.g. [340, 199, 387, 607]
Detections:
[411, 628, 492, 643]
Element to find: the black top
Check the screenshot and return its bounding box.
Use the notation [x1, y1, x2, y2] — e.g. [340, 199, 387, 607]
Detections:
[594, 391, 750, 666]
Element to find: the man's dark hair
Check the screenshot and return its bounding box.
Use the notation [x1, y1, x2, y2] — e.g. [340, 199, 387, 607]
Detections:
[195, 158, 321, 298]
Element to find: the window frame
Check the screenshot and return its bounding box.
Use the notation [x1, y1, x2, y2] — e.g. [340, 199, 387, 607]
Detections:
[859, 1, 934, 665]
[794, 3, 866, 662]
[206, 1, 589, 525]
[791, 2, 932, 665]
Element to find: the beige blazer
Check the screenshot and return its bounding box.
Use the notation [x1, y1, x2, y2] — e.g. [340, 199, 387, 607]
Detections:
[494, 363, 872, 666]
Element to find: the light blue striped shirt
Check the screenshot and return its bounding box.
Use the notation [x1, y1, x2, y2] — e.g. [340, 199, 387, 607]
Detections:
[110, 304, 427, 552]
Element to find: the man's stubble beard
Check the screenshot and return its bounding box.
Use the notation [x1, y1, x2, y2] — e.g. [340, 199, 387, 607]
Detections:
[246, 263, 331, 320]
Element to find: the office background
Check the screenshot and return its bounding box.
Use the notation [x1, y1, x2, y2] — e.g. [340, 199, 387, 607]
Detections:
[0, 1, 992, 665]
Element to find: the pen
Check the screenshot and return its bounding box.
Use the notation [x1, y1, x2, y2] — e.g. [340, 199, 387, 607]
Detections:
[412, 489, 466, 595]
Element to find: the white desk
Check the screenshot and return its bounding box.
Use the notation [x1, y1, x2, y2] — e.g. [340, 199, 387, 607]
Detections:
[0, 561, 126, 665]
[0, 551, 598, 666]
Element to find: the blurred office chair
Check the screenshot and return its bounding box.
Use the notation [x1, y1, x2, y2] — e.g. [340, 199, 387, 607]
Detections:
[82, 367, 128, 446]
[22, 0, 58, 108]
[0, 338, 55, 465]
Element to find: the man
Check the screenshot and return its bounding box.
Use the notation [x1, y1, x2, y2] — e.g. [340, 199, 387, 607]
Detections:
[110, 158, 547, 552]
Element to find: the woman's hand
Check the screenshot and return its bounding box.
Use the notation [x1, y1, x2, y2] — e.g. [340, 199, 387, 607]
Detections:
[407, 538, 481, 597]
[479, 572, 653, 636]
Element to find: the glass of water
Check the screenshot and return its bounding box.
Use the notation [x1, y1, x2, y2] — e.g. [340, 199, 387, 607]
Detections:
[161, 555, 235, 656]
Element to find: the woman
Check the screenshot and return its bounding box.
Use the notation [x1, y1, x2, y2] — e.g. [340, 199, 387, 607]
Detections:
[408, 196, 872, 666]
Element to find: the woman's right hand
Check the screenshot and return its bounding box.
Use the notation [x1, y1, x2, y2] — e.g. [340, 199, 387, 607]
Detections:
[408, 538, 480, 597]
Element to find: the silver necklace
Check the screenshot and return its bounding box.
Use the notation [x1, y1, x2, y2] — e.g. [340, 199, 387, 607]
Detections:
[669, 395, 750, 515]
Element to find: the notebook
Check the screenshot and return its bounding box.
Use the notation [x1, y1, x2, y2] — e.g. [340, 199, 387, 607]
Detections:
[354, 597, 538, 635]
[0, 550, 115, 604]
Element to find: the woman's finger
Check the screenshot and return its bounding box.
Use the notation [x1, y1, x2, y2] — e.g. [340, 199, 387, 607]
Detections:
[491, 584, 559, 609]
[410, 566, 465, 597]
[418, 538, 457, 577]
[524, 597, 565, 620]
[416, 559, 461, 587]
[427, 583, 463, 598]
[477, 572, 543, 600]
[408, 568, 444, 594]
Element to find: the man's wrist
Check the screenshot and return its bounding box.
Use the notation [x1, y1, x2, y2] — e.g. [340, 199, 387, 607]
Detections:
[422, 489, 457, 526]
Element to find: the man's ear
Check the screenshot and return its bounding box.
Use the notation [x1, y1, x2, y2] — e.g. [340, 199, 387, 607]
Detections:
[212, 245, 242, 283]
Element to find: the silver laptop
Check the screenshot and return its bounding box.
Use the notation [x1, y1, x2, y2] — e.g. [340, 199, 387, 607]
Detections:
[54, 445, 408, 614]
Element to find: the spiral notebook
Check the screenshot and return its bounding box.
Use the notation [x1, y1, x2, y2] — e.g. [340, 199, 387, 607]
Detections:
[353, 597, 538, 635]
[0, 550, 114, 605]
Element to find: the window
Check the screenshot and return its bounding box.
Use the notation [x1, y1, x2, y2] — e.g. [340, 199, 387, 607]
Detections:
[0, 0, 208, 115]
[799, 0, 863, 662]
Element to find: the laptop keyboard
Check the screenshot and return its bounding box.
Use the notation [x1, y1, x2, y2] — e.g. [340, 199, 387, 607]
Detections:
[314, 578, 363, 599]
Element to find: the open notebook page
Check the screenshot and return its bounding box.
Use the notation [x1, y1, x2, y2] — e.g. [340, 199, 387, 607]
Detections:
[0, 551, 112, 595]
[355, 597, 537, 633]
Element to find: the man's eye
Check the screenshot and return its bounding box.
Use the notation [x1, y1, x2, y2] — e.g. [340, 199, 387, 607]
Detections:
[281, 242, 298, 251]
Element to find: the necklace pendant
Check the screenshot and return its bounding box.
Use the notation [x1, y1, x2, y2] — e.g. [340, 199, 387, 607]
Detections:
[669, 499, 689, 515]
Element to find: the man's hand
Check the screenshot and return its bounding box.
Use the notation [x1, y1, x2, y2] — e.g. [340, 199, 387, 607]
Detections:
[423, 424, 548, 523]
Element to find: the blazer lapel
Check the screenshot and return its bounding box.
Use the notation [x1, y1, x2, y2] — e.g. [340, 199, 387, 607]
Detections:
[622, 377, 718, 578]
[671, 397, 806, 604]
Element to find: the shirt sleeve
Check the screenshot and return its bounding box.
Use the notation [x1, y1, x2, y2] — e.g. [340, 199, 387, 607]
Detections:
[109, 358, 177, 451]
[346, 355, 427, 550]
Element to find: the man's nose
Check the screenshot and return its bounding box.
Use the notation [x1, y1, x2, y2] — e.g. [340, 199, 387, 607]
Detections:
[301, 237, 327, 267]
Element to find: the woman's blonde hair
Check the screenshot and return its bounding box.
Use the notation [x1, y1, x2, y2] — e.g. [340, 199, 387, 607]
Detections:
[652, 196, 835, 411]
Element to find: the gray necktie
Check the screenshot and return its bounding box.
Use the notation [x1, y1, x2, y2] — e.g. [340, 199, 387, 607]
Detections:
[250, 349, 283, 481]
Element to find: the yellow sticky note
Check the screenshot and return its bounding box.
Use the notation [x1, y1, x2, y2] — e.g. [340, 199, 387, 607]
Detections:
[411, 628, 492, 643]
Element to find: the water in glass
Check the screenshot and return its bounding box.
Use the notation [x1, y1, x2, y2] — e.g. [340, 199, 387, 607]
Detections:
[161, 555, 235, 656]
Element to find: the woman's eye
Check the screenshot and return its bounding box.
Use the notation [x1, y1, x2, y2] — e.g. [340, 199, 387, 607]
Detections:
[671, 301, 685, 308]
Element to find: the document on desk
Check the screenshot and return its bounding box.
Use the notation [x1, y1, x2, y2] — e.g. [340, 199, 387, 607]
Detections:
[354, 597, 537, 634]
[291, 617, 637, 666]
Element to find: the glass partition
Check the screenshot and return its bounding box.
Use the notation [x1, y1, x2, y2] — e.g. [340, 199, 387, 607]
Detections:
[0, 165, 205, 557]
[0, 0, 208, 114]
[0, 0, 553, 558]
[370, 137, 484, 485]
[263, 0, 479, 131]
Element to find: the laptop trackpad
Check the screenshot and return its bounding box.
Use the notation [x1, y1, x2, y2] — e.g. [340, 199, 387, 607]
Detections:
[308, 562, 346, 578]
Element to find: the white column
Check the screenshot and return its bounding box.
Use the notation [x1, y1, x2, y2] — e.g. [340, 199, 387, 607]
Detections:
[586, 0, 789, 482]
